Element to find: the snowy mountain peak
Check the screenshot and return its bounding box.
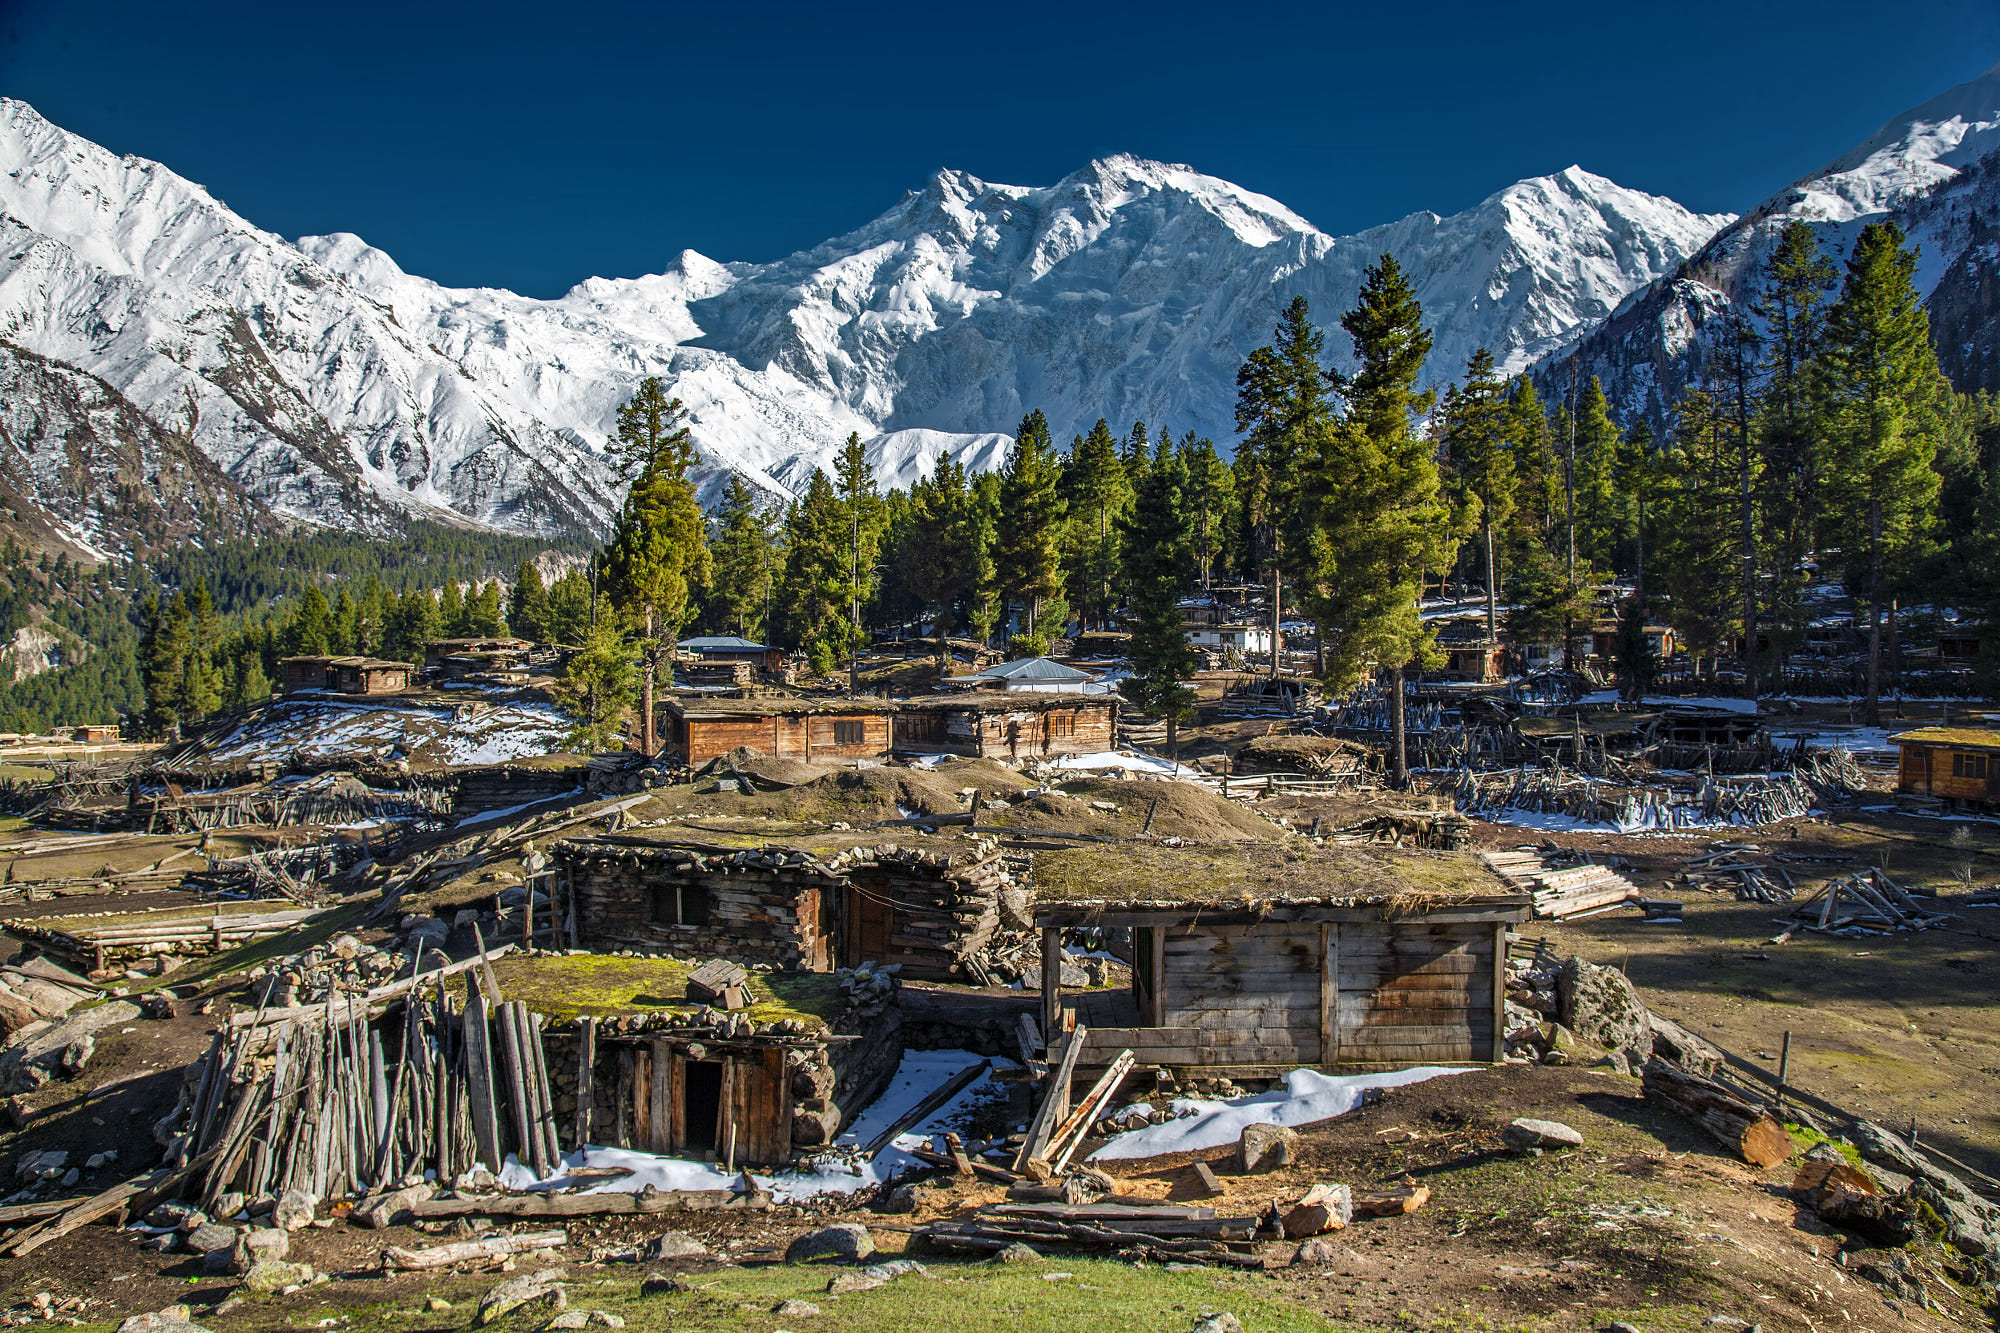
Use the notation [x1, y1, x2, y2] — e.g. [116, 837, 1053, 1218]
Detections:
[0, 102, 1731, 551]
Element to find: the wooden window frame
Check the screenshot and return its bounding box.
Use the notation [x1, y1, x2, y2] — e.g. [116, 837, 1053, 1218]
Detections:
[833, 720, 865, 745]
[650, 880, 710, 927]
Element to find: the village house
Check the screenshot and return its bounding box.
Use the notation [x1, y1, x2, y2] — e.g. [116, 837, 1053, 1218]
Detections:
[677, 635, 785, 673]
[1891, 726, 2000, 807]
[279, 655, 414, 696]
[894, 694, 1119, 760]
[551, 830, 1009, 981]
[660, 697, 897, 769]
[1187, 622, 1273, 654]
[953, 656, 1102, 693]
[1027, 842, 1530, 1073]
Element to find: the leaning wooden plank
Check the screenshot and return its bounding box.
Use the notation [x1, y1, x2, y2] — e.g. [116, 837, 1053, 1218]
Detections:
[865, 1059, 992, 1156]
[1013, 1026, 1088, 1173]
[1043, 1050, 1137, 1175]
[1640, 1057, 1793, 1168]
[382, 1228, 569, 1269]
[8, 1160, 191, 1256]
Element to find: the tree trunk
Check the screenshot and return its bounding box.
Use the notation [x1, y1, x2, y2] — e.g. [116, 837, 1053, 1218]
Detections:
[1641, 1058, 1793, 1168]
[640, 647, 656, 758]
[1483, 518, 1498, 650]
[1864, 497, 1883, 725]
[1737, 339, 1757, 700]
[1269, 568, 1281, 680]
[1388, 664, 1408, 790]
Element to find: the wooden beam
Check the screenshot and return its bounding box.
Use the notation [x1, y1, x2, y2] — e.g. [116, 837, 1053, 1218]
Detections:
[1039, 926, 1061, 1035]
[1320, 924, 1336, 1065]
[1489, 924, 1508, 1064]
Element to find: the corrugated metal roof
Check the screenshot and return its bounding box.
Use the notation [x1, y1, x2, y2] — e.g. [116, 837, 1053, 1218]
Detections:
[678, 636, 767, 651]
[971, 656, 1098, 682]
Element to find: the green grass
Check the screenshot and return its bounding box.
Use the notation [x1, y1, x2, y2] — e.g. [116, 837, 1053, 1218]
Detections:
[489, 952, 846, 1028]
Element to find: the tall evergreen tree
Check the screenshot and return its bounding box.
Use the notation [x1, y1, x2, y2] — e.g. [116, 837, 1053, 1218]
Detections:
[1817, 222, 1948, 721]
[1756, 223, 1839, 666]
[706, 473, 774, 639]
[1571, 376, 1624, 574]
[772, 472, 854, 677]
[901, 457, 977, 665]
[601, 377, 712, 754]
[509, 562, 551, 643]
[1658, 388, 1744, 672]
[1118, 441, 1197, 754]
[1439, 348, 1515, 645]
[467, 580, 507, 637]
[284, 585, 336, 656]
[1061, 419, 1128, 629]
[994, 409, 1067, 652]
[545, 570, 594, 647]
[1178, 432, 1235, 593]
[832, 433, 884, 687]
[438, 581, 467, 637]
[552, 601, 637, 752]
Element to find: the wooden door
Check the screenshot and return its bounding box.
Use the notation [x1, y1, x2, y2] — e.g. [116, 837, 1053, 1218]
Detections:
[726, 1047, 792, 1165]
[797, 885, 834, 972]
[842, 883, 894, 968]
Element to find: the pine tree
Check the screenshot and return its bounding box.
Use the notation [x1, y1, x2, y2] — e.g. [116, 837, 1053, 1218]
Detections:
[438, 581, 467, 638]
[706, 473, 773, 639]
[1439, 349, 1515, 645]
[964, 471, 1004, 647]
[832, 432, 884, 688]
[1571, 376, 1624, 573]
[551, 602, 637, 752]
[1612, 594, 1660, 702]
[1061, 419, 1128, 630]
[332, 587, 360, 655]
[545, 570, 593, 647]
[1310, 256, 1463, 785]
[1817, 222, 1948, 722]
[509, 561, 551, 643]
[772, 472, 853, 677]
[1178, 432, 1235, 592]
[179, 580, 222, 723]
[602, 377, 711, 753]
[994, 409, 1066, 653]
[901, 457, 977, 665]
[1118, 441, 1197, 754]
[284, 585, 336, 656]
[138, 595, 183, 738]
[1756, 223, 1839, 667]
[467, 580, 507, 637]
[1658, 388, 1744, 672]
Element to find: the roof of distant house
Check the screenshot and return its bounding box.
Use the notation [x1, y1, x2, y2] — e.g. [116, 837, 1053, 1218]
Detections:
[967, 656, 1098, 683]
[1889, 727, 2000, 749]
[678, 635, 769, 652]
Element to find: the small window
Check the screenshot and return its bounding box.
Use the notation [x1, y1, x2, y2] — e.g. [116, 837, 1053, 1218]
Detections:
[1048, 713, 1076, 738]
[650, 880, 710, 927]
[833, 720, 865, 745]
[1953, 752, 1989, 779]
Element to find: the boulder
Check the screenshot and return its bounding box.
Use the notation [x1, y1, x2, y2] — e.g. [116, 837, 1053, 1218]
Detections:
[784, 1224, 874, 1264]
[1557, 957, 1650, 1057]
[353, 1183, 431, 1229]
[272, 1190, 316, 1231]
[1292, 1237, 1343, 1265]
[1238, 1122, 1298, 1173]
[116, 1308, 210, 1333]
[1190, 1315, 1244, 1333]
[1647, 1014, 1724, 1077]
[547, 1313, 624, 1329]
[1503, 1118, 1584, 1151]
[773, 1299, 822, 1317]
[994, 1242, 1044, 1263]
[187, 1221, 237, 1266]
[238, 1260, 316, 1295]
[473, 1270, 567, 1327]
[224, 1228, 289, 1275]
[640, 1231, 707, 1260]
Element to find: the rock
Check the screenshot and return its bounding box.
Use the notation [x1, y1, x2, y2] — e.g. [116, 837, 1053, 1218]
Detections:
[14, 1149, 67, 1181]
[425, 1297, 453, 1312]
[1793, 1162, 1916, 1247]
[994, 1242, 1045, 1263]
[862, 1259, 927, 1280]
[1018, 964, 1090, 990]
[1292, 1237, 1342, 1265]
[998, 888, 1034, 931]
[547, 1314, 624, 1330]
[116, 1308, 210, 1333]
[784, 1223, 874, 1264]
[773, 1299, 821, 1317]
[473, 1270, 566, 1327]
[146, 1201, 200, 1229]
[826, 1273, 886, 1294]
[641, 1231, 707, 1260]
[1702, 1319, 1754, 1332]
[1238, 1122, 1298, 1173]
[187, 1220, 237, 1262]
[238, 1260, 316, 1295]
[1648, 1014, 1724, 1077]
[1910, 1179, 1997, 1257]
[224, 1227, 289, 1274]
[353, 1183, 431, 1229]
[1606, 1323, 1644, 1333]
[1503, 1118, 1584, 1150]
[1802, 1142, 1846, 1164]
[1190, 1315, 1243, 1333]
[210, 1190, 242, 1217]
[1557, 956, 1650, 1056]
[273, 1189, 316, 1231]
[1849, 1248, 1927, 1303]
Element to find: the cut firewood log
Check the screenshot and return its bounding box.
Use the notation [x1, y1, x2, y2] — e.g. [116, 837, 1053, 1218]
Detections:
[1641, 1057, 1794, 1168]
[1352, 1181, 1429, 1217]
[382, 1228, 569, 1268]
[1282, 1182, 1353, 1237]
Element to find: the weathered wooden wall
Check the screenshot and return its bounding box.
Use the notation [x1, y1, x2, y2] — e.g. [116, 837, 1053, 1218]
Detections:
[896, 702, 1118, 760]
[560, 846, 830, 968]
[679, 712, 893, 767]
[842, 854, 1004, 981]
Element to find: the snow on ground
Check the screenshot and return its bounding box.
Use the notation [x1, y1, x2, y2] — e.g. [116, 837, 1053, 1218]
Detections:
[202, 699, 567, 767]
[1767, 727, 1900, 755]
[496, 1049, 1006, 1202]
[1576, 692, 1760, 714]
[456, 790, 583, 827]
[1047, 750, 1204, 779]
[1090, 1066, 1474, 1162]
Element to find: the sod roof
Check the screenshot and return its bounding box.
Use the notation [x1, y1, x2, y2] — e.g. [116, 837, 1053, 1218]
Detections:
[1028, 840, 1523, 913]
[488, 952, 844, 1029]
[1888, 727, 2000, 750]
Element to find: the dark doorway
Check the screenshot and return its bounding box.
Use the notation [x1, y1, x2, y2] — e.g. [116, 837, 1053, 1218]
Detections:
[842, 883, 894, 968]
[683, 1060, 724, 1154]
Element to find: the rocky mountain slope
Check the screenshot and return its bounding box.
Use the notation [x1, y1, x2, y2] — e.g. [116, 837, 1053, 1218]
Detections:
[0, 98, 1728, 550]
[1554, 60, 2000, 420]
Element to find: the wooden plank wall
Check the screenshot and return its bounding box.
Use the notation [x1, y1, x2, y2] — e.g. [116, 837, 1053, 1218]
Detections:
[1336, 922, 1492, 1063]
[617, 1040, 794, 1165]
[1154, 922, 1325, 1066]
[566, 856, 825, 967]
[683, 713, 893, 767]
[842, 860, 1003, 980]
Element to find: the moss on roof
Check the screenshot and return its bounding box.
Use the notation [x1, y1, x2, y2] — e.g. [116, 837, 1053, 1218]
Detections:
[489, 953, 844, 1029]
[1029, 840, 1518, 911]
[1889, 727, 2000, 749]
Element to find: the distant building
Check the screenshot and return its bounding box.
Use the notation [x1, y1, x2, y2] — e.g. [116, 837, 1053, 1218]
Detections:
[281, 656, 414, 696]
[70, 724, 120, 743]
[677, 635, 785, 673]
[424, 638, 533, 675]
[1891, 727, 2000, 806]
[954, 656, 1102, 694]
[1186, 624, 1273, 653]
[895, 694, 1119, 761]
[660, 697, 896, 768]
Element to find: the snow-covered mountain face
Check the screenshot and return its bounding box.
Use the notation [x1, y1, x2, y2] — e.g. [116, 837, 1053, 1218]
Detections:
[1561, 61, 2000, 422]
[0, 97, 1729, 554]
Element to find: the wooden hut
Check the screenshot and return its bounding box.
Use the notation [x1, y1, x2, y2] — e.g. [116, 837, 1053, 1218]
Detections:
[425, 637, 533, 671]
[1891, 727, 2000, 806]
[893, 694, 1119, 761]
[660, 698, 897, 769]
[280, 655, 339, 695]
[553, 830, 1008, 981]
[1029, 842, 1530, 1074]
[327, 657, 414, 695]
[677, 635, 785, 673]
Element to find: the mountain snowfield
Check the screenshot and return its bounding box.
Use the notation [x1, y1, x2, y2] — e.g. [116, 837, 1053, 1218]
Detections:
[1564, 59, 2000, 419]
[0, 96, 1735, 551]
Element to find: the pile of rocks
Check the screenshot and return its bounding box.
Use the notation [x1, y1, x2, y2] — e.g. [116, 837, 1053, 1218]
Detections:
[247, 934, 402, 1009]
[1502, 950, 1657, 1072]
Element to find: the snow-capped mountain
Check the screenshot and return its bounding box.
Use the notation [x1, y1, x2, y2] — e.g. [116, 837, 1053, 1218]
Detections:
[0, 96, 1729, 554]
[1560, 60, 2000, 421]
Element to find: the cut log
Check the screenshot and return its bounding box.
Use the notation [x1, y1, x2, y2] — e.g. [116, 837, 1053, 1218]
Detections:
[382, 1228, 569, 1268]
[1641, 1057, 1794, 1168]
[407, 1188, 769, 1219]
[1352, 1182, 1429, 1217]
[1282, 1182, 1353, 1237]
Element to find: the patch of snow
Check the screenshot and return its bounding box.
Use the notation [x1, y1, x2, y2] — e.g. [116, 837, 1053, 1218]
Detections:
[1046, 750, 1203, 778]
[1091, 1066, 1474, 1161]
[456, 790, 583, 827]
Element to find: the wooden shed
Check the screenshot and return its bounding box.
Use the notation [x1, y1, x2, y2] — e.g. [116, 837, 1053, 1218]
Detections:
[553, 830, 1008, 981]
[893, 694, 1119, 761]
[1891, 727, 2000, 806]
[280, 655, 339, 695]
[425, 637, 533, 671]
[1030, 842, 1530, 1074]
[328, 657, 414, 695]
[661, 698, 897, 769]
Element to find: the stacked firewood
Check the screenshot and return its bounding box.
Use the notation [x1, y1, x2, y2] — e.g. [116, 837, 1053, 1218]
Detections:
[1677, 843, 1797, 903]
[1773, 868, 1956, 938]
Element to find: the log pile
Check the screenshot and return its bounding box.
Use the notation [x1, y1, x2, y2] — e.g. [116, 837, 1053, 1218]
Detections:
[1677, 843, 1797, 903]
[1482, 850, 1642, 920]
[919, 1201, 1271, 1268]
[4, 903, 320, 971]
[1772, 868, 1956, 938]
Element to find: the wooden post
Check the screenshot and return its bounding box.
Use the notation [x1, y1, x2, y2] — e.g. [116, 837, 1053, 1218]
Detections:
[1039, 926, 1061, 1035]
[523, 885, 534, 949]
[1319, 924, 1335, 1067]
[463, 988, 501, 1172]
[573, 1017, 597, 1150]
[1490, 924, 1509, 1064]
[1776, 1030, 1792, 1111]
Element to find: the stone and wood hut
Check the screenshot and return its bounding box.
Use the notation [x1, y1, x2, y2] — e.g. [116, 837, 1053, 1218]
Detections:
[1028, 842, 1530, 1074]
[893, 694, 1119, 761]
[280, 655, 414, 696]
[553, 831, 1009, 981]
[1891, 726, 2000, 807]
[661, 698, 898, 770]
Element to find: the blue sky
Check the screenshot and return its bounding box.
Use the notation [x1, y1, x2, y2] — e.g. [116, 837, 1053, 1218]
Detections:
[4, 0, 1995, 297]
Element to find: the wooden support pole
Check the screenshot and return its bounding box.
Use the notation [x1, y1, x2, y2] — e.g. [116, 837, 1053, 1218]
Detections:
[1039, 926, 1061, 1035]
[573, 1017, 597, 1150]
